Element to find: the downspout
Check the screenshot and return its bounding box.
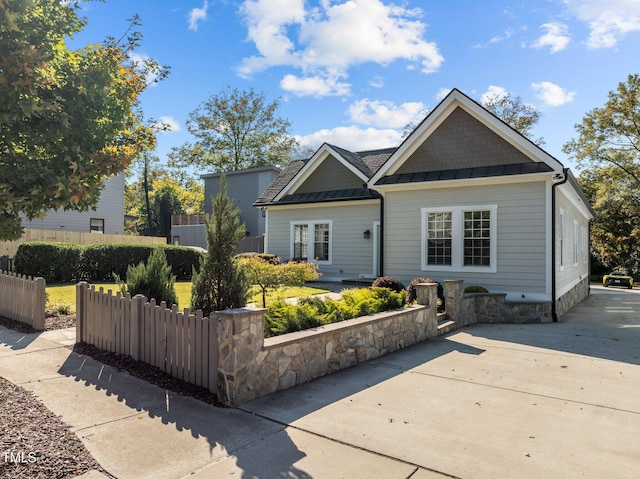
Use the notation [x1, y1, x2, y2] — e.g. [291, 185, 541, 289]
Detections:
[368, 189, 384, 277]
[551, 168, 569, 322]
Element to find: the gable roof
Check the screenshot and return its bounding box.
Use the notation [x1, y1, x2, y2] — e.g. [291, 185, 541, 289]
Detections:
[254, 145, 394, 206]
[256, 88, 570, 207]
[370, 88, 564, 185]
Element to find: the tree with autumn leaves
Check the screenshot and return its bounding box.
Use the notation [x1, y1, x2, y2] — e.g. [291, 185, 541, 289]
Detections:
[0, 0, 168, 240]
[564, 74, 640, 272]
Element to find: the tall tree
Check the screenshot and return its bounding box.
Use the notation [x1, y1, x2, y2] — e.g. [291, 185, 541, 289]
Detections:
[482, 92, 544, 145]
[190, 175, 249, 315]
[563, 74, 640, 188]
[169, 86, 298, 173]
[0, 1, 169, 240]
[565, 74, 640, 271]
[578, 167, 640, 272]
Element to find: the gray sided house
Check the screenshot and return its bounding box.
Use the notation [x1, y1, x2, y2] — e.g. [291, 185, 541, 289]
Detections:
[171, 166, 281, 250]
[20, 173, 125, 234]
[255, 89, 595, 320]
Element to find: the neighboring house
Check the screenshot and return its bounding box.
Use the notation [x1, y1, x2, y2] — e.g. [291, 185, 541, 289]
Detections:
[171, 166, 281, 250]
[255, 89, 595, 320]
[20, 173, 125, 234]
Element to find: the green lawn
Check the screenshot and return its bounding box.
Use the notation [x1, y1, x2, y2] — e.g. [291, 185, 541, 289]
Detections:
[45, 282, 329, 312]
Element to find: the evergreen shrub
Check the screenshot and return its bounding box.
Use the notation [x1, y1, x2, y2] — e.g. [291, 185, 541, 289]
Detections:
[114, 249, 178, 306]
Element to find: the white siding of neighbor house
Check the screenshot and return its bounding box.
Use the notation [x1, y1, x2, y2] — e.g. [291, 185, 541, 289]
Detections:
[20, 173, 125, 234]
[555, 184, 591, 298]
[383, 179, 549, 300]
[266, 201, 380, 280]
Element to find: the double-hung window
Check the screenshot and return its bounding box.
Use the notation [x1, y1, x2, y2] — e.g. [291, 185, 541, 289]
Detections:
[421, 206, 496, 272]
[291, 221, 331, 263]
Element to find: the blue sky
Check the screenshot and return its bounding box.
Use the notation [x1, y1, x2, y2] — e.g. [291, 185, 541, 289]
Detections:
[71, 0, 640, 173]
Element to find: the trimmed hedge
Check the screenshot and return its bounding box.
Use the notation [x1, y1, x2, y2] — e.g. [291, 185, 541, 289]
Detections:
[15, 242, 202, 282]
[14, 242, 82, 282]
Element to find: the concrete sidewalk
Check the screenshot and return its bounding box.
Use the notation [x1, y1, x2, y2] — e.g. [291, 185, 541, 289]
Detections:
[1, 285, 639, 478]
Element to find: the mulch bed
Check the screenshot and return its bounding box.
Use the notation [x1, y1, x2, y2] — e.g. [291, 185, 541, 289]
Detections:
[0, 377, 104, 479]
[0, 313, 221, 478]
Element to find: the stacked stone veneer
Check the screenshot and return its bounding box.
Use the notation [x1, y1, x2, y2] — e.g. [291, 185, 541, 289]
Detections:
[215, 280, 567, 407]
[216, 283, 439, 407]
[555, 277, 590, 318]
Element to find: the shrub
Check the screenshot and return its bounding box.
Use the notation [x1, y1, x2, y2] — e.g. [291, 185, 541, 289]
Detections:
[464, 285, 489, 293]
[191, 174, 249, 315]
[15, 242, 81, 282]
[371, 276, 405, 293]
[264, 300, 326, 337]
[235, 252, 280, 265]
[407, 277, 444, 304]
[265, 287, 406, 338]
[81, 244, 201, 281]
[114, 249, 178, 306]
[239, 256, 320, 308]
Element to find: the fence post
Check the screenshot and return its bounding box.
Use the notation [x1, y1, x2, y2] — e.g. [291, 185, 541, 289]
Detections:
[33, 277, 46, 331]
[76, 282, 89, 343]
[130, 294, 146, 361]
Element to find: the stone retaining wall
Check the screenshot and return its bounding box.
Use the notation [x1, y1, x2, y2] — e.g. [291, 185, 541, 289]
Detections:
[216, 283, 439, 406]
[214, 280, 579, 406]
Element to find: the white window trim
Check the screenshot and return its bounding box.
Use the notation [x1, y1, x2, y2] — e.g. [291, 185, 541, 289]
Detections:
[559, 209, 565, 271]
[573, 220, 579, 267]
[290, 220, 332, 265]
[420, 205, 497, 273]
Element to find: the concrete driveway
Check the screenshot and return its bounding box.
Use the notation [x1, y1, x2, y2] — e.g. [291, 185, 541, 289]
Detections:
[238, 285, 640, 479]
[1, 285, 637, 479]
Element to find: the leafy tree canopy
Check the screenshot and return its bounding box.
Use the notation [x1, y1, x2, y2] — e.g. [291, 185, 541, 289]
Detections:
[578, 167, 640, 272]
[168, 85, 298, 173]
[0, 0, 168, 240]
[563, 74, 640, 189]
[482, 92, 544, 145]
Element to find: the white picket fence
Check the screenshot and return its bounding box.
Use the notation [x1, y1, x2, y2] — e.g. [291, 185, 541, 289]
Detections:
[75, 283, 218, 392]
[0, 271, 46, 330]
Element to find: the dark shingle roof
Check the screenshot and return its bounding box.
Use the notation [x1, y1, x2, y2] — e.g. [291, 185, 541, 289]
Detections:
[254, 146, 395, 206]
[254, 159, 306, 206]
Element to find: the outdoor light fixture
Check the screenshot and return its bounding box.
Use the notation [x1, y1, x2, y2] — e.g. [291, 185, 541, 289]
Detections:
[363, 229, 371, 239]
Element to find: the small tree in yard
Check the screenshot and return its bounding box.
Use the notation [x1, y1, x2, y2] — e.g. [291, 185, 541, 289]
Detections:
[239, 257, 320, 308]
[191, 175, 249, 315]
[114, 249, 178, 306]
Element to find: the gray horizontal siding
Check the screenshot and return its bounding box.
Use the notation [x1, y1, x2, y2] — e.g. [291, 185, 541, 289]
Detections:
[266, 202, 379, 279]
[20, 174, 125, 234]
[383, 180, 549, 298]
[555, 186, 590, 296]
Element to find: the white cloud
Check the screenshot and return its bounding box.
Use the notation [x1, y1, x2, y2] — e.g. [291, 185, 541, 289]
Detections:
[347, 99, 427, 129]
[563, 0, 640, 48]
[435, 87, 451, 101]
[238, 0, 443, 96]
[155, 116, 181, 133]
[530, 81, 576, 106]
[531, 22, 571, 53]
[296, 125, 402, 152]
[481, 85, 509, 104]
[188, 0, 209, 31]
[490, 29, 514, 44]
[473, 29, 514, 48]
[369, 75, 384, 88]
[280, 73, 351, 97]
